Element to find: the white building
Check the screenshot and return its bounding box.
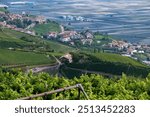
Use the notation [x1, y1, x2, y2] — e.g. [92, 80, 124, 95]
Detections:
[47, 32, 58, 39]
[138, 50, 144, 54]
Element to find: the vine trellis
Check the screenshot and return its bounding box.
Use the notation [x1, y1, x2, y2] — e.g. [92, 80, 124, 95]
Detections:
[18, 84, 89, 100]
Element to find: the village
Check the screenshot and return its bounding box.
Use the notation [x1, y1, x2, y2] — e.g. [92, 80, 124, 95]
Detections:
[0, 7, 45, 36]
[46, 29, 150, 66]
[107, 40, 150, 64]
[1, 5, 150, 65]
[0, 6, 94, 46]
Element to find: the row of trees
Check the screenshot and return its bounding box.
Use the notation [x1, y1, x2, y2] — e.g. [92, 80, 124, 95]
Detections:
[7, 19, 32, 28]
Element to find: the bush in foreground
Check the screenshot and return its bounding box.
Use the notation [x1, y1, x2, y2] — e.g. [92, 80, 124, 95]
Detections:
[0, 69, 150, 100]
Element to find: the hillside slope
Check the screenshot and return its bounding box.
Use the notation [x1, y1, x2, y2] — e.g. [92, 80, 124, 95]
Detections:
[0, 49, 56, 67]
[32, 22, 61, 35]
[62, 52, 150, 77]
[0, 28, 74, 52]
[0, 28, 74, 67]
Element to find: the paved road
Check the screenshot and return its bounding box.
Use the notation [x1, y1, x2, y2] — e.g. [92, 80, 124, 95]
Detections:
[28, 55, 62, 73]
[31, 65, 59, 73]
[52, 55, 62, 65]
[60, 25, 64, 33]
[25, 23, 36, 30]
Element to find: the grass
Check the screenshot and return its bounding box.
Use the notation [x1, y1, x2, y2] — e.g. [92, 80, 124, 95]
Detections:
[92, 53, 146, 67]
[92, 34, 113, 47]
[44, 40, 74, 53]
[66, 52, 150, 77]
[0, 28, 74, 67]
[94, 34, 112, 40]
[32, 22, 61, 35]
[0, 49, 56, 66]
[94, 35, 106, 40]
[49, 52, 63, 57]
[0, 8, 8, 12]
[0, 28, 74, 53]
[0, 29, 25, 42]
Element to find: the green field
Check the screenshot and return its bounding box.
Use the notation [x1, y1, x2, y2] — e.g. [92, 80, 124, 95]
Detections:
[0, 28, 24, 42]
[0, 49, 56, 66]
[0, 28, 75, 67]
[32, 22, 61, 35]
[0, 8, 8, 12]
[94, 34, 109, 40]
[0, 28, 74, 53]
[71, 52, 145, 67]
[92, 53, 145, 67]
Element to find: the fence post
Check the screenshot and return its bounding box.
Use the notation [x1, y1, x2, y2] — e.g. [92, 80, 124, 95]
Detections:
[77, 87, 81, 100]
[18, 84, 89, 100]
[77, 84, 89, 100]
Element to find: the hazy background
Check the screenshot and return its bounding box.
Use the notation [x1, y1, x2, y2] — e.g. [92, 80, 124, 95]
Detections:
[1, 0, 150, 43]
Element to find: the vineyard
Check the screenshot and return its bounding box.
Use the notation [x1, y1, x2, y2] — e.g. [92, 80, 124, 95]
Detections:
[0, 49, 56, 66]
[0, 27, 74, 67]
[32, 22, 61, 35]
[0, 28, 74, 52]
[66, 52, 150, 77]
[0, 69, 150, 100]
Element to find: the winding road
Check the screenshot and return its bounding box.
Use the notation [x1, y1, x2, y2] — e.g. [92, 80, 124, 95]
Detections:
[27, 54, 120, 78]
[28, 55, 62, 73]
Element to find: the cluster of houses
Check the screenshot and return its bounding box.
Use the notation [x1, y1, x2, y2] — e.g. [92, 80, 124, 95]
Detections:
[107, 40, 150, 65]
[46, 30, 94, 45]
[0, 6, 94, 46]
[109, 40, 129, 50]
[0, 4, 94, 46]
[108, 40, 148, 55]
[1, 5, 150, 65]
[0, 9, 46, 36]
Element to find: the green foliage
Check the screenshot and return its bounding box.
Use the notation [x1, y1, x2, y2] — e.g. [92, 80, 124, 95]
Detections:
[7, 19, 32, 28]
[32, 22, 61, 35]
[0, 69, 150, 100]
[0, 49, 56, 66]
[67, 52, 150, 77]
[0, 28, 74, 52]
[0, 8, 8, 13]
[0, 28, 74, 66]
[94, 34, 111, 40]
